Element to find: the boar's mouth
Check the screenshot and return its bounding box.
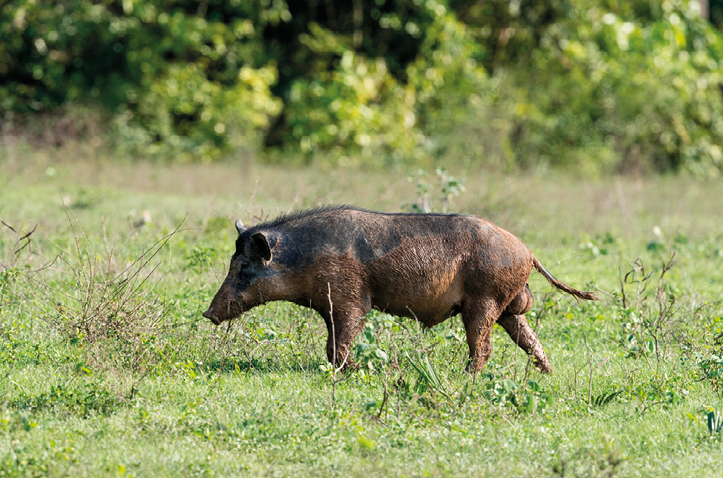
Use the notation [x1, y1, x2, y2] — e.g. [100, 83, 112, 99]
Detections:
[202, 298, 246, 325]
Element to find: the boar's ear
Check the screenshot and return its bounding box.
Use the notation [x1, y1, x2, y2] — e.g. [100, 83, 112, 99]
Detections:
[235, 219, 246, 235]
[250, 232, 272, 261]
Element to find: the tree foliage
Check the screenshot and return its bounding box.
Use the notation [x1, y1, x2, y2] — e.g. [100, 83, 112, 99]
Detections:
[2, 0, 723, 173]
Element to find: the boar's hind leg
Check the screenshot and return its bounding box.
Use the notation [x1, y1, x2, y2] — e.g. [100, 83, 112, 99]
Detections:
[497, 284, 553, 374]
[497, 314, 552, 374]
[462, 300, 502, 373]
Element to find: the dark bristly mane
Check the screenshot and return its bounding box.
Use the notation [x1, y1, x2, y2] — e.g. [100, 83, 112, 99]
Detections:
[246, 205, 467, 233]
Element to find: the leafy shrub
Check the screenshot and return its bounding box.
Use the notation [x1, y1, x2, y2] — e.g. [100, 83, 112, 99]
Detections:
[281, 25, 420, 165]
[696, 353, 723, 393]
[484, 377, 553, 414]
[185, 245, 218, 273]
[10, 383, 118, 417]
[4, 0, 723, 174]
[1, 0, 283, 161]
[457, 0, 723, 175]
[0, 437, 78, 478]
[356, 315, 392, 372]
[402, 167, 466, 213]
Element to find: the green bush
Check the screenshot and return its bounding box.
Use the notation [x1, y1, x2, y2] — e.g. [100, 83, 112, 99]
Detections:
[280, 23, 420, 165]
[3, 0, 723, 173]
[453, 0, 723, 175]
[1, 0, 284, 161]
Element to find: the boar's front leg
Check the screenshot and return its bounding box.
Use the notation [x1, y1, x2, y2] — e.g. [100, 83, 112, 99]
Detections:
[462, 299, 502, 373]
[319, 305, 368, 371]
[314, 264, 371, 371]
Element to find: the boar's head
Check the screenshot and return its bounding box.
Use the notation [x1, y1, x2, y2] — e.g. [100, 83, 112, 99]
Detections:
[203, 219, 273, 325]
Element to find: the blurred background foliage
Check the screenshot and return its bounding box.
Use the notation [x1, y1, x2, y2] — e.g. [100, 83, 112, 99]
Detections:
[2, 0, 723, 174]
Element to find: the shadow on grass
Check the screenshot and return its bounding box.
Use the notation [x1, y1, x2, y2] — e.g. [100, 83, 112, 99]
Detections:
[199, 356, 329, 376]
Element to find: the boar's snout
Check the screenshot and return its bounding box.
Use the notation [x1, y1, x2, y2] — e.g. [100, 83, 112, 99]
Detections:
[202, 308, 221, 325]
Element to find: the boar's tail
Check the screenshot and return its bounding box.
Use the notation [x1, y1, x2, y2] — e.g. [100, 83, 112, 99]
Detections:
[533, 257, 598, 301]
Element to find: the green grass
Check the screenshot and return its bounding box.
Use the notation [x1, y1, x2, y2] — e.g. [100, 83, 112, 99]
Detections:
[3, 146, 723, 477]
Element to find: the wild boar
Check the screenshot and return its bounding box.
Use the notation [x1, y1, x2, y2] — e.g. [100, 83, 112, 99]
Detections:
[203, 206, 597, 373]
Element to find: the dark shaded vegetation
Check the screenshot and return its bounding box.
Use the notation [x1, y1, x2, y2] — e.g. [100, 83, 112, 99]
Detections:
[2, 0, 723, 173]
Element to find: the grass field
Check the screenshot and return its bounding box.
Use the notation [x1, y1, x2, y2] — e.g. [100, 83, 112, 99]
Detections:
[2, 146, 723, 477]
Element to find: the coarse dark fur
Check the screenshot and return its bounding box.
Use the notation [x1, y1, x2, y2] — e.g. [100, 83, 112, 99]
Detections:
[203, 206, 598, 373]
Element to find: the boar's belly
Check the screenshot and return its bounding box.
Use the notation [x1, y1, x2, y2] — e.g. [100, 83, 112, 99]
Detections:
[369, 259, 465, 326]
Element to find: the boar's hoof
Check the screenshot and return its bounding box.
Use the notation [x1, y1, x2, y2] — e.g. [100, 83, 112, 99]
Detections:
[330, 354, 359, 373]
[533, 357, 554, 374]
[202, 309, 221, 325]
[343, 360, 360, 373]
[464, 360, 484, 374]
